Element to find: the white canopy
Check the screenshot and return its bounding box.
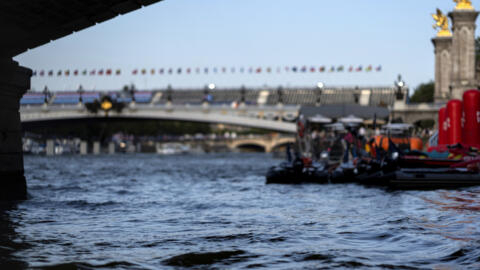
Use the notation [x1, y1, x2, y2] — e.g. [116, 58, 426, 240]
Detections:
[308, 114, 332, 124]
[338, 114, 363, 124]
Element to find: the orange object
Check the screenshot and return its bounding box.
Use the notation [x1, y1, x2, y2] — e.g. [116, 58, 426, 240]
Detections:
[373, 135, 423, 152]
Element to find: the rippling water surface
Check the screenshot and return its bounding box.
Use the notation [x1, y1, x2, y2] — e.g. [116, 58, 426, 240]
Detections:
[2, 153, 480, 269]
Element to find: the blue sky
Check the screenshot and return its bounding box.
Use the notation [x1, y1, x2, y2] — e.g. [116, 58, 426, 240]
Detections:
[14, 0, 478, 93]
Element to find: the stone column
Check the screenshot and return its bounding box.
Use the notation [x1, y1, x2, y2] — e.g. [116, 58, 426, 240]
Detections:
[79, 141, 88, 155]
[0, 59, 31, 200]
[46, 140, 55, 156]
[108, 142, 115, 154]
[93, 141, 101, 155]
[449, 10, 479, 99]
[432, 36, 452, 102]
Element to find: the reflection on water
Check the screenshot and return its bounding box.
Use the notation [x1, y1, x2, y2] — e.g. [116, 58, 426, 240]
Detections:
[1, 153, 480, 269]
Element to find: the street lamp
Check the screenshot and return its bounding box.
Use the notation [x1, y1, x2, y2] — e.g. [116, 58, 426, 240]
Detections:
[43, 86, 49, 104]
[208, 83, 216, 90]
[316, 82, 324, 106]
[394, 74, 405, 100]
[77, 85, 84, 103]
[277, 86, 283, 105]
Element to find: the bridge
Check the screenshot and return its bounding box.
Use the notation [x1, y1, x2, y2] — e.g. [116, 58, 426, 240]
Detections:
[20, 103, 299, 133]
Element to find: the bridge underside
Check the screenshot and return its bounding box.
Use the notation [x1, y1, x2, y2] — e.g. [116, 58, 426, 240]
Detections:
[0, 1, 164, 200]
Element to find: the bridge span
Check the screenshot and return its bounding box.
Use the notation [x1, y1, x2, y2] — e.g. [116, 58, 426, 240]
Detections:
[20, 103, 299, 133]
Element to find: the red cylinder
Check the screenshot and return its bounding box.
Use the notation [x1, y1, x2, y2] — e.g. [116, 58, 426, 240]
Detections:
[447, 99, 463, 145]
[462, 89, 480, 146]
[438, 107, 448, 145]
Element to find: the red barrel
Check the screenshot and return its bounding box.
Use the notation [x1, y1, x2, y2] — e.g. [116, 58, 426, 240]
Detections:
[438, 107, 448, 145]
[447, 99, 463, 145]
[462, 89, 480, 146]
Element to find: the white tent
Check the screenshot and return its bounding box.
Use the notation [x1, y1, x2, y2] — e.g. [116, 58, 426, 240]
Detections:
[308, 114, 332, 124]
[338, 114, 363, 124]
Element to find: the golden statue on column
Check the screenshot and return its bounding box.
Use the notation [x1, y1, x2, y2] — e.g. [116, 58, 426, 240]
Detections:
[454, 0, 474, 10]
[432, 9, 452, 37]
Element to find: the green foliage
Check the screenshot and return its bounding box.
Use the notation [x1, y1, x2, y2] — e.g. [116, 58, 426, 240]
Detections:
[410, 81, 434, 103]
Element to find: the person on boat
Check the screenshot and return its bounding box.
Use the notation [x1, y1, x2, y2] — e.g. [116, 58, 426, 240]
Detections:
[343, 127, 358, 163]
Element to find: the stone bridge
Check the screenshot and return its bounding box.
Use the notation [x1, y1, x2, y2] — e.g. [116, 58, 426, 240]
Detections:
[226, 136, 295, 153]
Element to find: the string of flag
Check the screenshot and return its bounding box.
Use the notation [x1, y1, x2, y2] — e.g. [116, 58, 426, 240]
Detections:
[32, 65, 382, 77]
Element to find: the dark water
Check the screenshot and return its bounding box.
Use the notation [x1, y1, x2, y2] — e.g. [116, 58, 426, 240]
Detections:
[2, 153, 480, 269]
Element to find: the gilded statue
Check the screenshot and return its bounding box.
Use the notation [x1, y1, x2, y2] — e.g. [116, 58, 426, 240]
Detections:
[432, 9, 452, 37]
[454, 0, 474, 10]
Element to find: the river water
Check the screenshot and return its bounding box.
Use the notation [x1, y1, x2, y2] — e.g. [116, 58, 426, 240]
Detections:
[1, 153, 480, 269]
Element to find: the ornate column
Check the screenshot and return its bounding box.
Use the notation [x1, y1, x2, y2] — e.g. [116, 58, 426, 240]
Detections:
[449, 6, 479, 99]
[0, 59, 31, 200]
[432, 36, 453, 102]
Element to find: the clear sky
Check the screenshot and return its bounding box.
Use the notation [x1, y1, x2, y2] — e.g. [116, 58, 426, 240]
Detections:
[13, 0, 479, 93]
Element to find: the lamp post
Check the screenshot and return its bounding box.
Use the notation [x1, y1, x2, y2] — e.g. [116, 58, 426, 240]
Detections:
[277, 86, 283, 105]
[394, 74, 405, 100]
[43, 86, 49, 105]
[77, 85, 84, 104]
[240, 86, 246, 104]
[166, 84, 173, 103]
[316, 82, 324, 106]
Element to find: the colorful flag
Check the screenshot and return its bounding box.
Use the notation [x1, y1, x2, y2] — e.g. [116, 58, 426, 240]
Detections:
[32, 71, 37, 76]
[256, 67, 262, 73]
[356, 66, 363, 72]
[329, 66, 335, 72]
[195, 67, 201, 74]
[159, 68, 164, 74]
[90, 69, 95, 75]
[48, 70, 53, 76]
[98, 69, 104, 75]
[337, 65, 344, 72]
[150, 68, 155, 75]
[376, 65, 382, 72]
[177, 68, 182, 74]
[319, 66, 325, 72]
[73, 70, 79, 76]
[141, 69, 146, 75]
[132, 69, 138, 75]
[348, 66, 354, 72]
[310, 67, 316, 73]
[285, 66, 290, 72]
[301, 66, 307, 72]
[186, 68, 191, 74]
[39, 70, 45, 76]
[366, 65, 373, 72]
[222, 67, 226, 73]
[115, 69, 121, 75]
[106, 69, 112, 75]
[292, 66, 298, 72]
[204, 67, 209, 74]
[64, 70, 70, 76]
[82, 70, 88, 76]
[168, 68, 173, 74]
[266, 67, 272, 73]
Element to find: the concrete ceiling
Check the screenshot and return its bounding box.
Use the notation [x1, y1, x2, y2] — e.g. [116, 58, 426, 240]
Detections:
[0, 0, 164, 57]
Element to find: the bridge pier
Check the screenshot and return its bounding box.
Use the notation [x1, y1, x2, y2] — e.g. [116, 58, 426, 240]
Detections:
[0, 59, 31, 200]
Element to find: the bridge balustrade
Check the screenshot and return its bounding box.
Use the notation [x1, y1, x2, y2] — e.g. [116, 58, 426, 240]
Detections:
[20, 93, 46, 105]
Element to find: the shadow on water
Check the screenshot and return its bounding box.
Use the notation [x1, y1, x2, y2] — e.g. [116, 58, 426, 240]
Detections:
[0, 202, 29, 270]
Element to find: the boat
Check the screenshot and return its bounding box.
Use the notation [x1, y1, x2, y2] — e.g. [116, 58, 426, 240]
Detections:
[266, 159, 329, 184]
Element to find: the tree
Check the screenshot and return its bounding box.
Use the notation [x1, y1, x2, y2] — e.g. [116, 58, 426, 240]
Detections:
[410, 81, 434, 103]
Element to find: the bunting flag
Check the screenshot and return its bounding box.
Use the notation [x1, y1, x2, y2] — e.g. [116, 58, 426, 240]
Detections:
[33, 63, 384, 79]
